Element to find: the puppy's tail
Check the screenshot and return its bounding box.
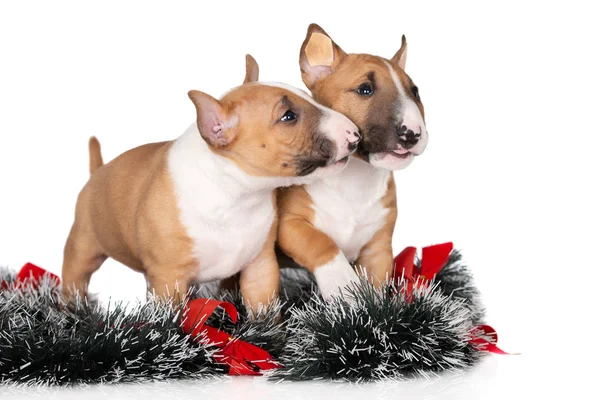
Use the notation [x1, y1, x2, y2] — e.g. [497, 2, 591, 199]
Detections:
[88, 136, 104, 175]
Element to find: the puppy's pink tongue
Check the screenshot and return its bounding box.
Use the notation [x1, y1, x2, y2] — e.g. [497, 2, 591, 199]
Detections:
[393, 149, 410, 155]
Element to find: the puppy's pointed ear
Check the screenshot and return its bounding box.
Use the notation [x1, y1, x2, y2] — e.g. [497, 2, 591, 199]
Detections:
[244, 54, 259, 83]
[391, 35, 408, 70]
[299, 23, 347, 90]
[188, 90, 235, 148]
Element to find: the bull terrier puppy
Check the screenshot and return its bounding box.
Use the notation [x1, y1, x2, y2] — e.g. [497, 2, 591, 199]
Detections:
[277, 25, 428, 301]
[62, 55, 360, 313]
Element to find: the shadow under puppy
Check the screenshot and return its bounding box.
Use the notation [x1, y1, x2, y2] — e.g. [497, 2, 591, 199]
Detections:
[61, 56, 360, 314]
[277, 24, 428, 300]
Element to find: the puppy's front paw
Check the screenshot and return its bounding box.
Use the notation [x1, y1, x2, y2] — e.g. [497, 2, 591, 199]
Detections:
[313, 252, 360, 303]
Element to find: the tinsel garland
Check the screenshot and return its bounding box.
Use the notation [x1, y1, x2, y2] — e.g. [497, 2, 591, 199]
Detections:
[0, 246, 500, 385]
[272, 278, 482, 382]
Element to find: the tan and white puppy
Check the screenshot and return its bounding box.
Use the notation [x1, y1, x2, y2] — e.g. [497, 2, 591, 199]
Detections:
[62, 55, 360, 313]
[277, 25, 428, 300]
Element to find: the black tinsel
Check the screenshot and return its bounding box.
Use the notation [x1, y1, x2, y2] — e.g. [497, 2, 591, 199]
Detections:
[0, 251, 485, 385]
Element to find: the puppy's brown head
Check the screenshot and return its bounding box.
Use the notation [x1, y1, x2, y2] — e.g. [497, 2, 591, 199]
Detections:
[299, 24, 427, 171]
[188, 55, 360, 180]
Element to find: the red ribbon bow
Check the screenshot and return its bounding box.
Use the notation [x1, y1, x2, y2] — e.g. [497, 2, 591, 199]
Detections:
[0, 262, 60, 290]
[181, 298, 281, 375]
[393, 242, 453, 300]
[469, 324, 519, 355]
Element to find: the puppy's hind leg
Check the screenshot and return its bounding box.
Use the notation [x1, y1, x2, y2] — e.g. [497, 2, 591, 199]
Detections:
[61, 224, 106, 302]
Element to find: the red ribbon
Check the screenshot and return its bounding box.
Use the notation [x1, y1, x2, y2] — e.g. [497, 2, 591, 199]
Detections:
[0, 262, 60, 290]
[393, 242, 453, 300]
[181, 298, 281, 375]
[469, 324, 519, 355]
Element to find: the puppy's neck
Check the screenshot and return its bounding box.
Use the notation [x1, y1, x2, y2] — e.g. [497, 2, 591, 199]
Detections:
[168, 125, 272, 198]
[314, 156, 391, 201]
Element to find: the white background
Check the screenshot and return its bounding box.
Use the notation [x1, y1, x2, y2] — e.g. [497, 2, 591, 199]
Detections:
[1, 1, 598, 399]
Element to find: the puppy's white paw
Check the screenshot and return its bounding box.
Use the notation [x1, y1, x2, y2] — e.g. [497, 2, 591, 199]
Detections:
[313, 252, 360, 303]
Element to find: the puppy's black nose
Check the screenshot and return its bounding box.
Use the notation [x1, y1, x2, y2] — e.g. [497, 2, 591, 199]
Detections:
[396, 125, 420, 149]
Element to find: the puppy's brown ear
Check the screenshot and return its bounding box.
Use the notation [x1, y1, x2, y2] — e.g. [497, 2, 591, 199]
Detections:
[299, 23, 347, 90]
[391, 35, 408, 70]
[188, 90, 236, 148]
[244, 54, 259, 84]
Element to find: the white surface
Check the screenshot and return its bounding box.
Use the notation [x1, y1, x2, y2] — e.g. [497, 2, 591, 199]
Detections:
[1, 0, 599, 398]
[0, 356, 592, 400]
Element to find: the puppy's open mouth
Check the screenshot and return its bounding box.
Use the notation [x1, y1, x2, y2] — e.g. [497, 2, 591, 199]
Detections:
[388, 149, 412, 159]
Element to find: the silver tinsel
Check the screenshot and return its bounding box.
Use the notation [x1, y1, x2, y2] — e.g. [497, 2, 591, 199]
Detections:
[0, 253, 486, 385]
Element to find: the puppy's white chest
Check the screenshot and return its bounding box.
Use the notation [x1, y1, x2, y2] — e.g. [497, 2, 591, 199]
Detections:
[182, 197, 274, 282]
[167, 126, 275, 282]
[307, 160, 391, 263]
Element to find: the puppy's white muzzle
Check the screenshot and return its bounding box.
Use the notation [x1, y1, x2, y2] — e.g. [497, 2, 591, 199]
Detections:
[320, 109, 361, 161]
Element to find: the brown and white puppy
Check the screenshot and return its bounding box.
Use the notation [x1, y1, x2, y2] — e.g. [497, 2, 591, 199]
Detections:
[61, 55, 360, 313]
[277, 25, 428, 300]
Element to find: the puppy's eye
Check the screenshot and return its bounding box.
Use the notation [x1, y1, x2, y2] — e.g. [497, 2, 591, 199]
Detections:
[356, 83, 374, 96]
[280, 110, 297, 122]
[411, 86, 420, 101]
